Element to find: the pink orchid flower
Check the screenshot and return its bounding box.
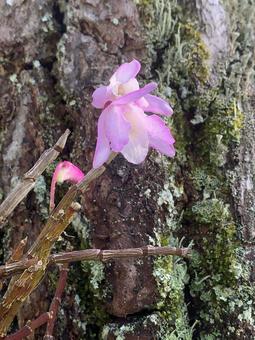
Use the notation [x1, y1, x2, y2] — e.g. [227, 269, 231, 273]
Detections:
[50, 161, 85, 211]
[92, 59, 141, 108]
[92, 59, 175, 169]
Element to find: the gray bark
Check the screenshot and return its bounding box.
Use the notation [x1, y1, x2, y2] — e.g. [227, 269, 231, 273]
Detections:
[0, 0, 254, 339]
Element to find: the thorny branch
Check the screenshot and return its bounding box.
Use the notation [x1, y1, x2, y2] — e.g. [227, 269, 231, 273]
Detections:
[0, 245, 191, 280]
[0, 129, 70, 227]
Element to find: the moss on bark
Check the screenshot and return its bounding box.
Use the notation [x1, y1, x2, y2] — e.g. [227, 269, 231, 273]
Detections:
[1, 0, 254, 338]
[136, 0, 255, 338]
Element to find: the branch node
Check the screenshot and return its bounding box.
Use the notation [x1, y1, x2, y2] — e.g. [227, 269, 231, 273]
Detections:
[23, 176, 36, 182]
[53, 145, 63, 153]
[0, 129, 70, 228]
[70, 202, 81, 212]
[24, 321, 33, 334]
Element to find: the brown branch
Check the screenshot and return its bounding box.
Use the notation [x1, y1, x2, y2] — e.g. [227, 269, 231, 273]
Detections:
[0, 238, 29, 293]
[4, 312, 52, 340]
[52, 245, 191, 262]
[0, 153, 117, 336]
[3, 265, 69, 340]
[0, 129, 70, 227]
[7, 238, 28, 264]
[44, 265, 69, 340]
[0, 246, 191, 280]
[0, 259, 38, 279]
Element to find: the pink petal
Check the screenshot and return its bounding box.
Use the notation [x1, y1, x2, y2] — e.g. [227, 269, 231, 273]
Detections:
[93, 111, 111, 168]
[121, 105, 149, 164]
[145, 115, 175, 157]
[92, 86, 112, 109]
[104, 106, 131, 152]
[136, 97, 148, 107]
[65, 163, 85, 183]
[114, 82, 157, 106]
[50, 169, 60, 211]
[50, 161, 85, 211]
[142, 94, 173, 116]
[118, 78, 139, 95]
[111, 59, 141, 84]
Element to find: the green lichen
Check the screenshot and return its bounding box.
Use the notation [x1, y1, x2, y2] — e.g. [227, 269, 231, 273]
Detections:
[81, 261, 105, 297]
[66, 216, 108, 339]
[34, 175, 49, 221]
[102, 324, 135, 340]
[153, 246, 192, 339]
[71, 214, 90, 248]
[137, 0, 254, 338]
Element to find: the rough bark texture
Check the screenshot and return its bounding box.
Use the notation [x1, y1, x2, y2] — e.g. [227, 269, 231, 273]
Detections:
[0, 0, 254, 339]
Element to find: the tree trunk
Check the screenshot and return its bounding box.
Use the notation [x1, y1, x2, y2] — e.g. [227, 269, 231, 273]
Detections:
[0, 0, 254, 339]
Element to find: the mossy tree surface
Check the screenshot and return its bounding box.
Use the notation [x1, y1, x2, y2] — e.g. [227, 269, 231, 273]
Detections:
[134, 0, 255, 339]
[0, 0, 255, 339]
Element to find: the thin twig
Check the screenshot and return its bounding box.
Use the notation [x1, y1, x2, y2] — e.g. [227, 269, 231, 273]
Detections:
[4, 312, 52, 340]
[0, 153, 117, 337]
[0, 129, 70, 227]
[52, 245, 192, 262]
[0, 238, 29, 293]
[44, 264, 69, 340]
[0, 246, 191, 280]
[4, 266, 69, 340]
[0, 259, 38, 279]
[7, 238, 28, 264]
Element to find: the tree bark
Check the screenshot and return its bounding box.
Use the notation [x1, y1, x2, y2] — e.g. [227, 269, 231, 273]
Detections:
[0, 0, 254, 339]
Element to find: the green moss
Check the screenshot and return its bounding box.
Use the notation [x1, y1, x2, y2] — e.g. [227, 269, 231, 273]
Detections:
[102, 323, 135, 340]
[34, 175, 49, 221]
[191, 198, 231, 225]
[192, 94, 244, 168]
[153, 247, 192, 339]
[138, 0, 254, 338]
[64, 215, 108, 339]
[74, 262, 109, 338]
[191, 168, 220, 199]
[81, 261, 105, 297]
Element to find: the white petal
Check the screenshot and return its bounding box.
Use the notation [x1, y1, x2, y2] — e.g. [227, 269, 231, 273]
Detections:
[121, 105, 149, 164]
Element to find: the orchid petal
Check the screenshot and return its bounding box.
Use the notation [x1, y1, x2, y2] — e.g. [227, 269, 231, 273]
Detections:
[118, 78, 139, 96]
[92, 86, 112, 109]
[93, 111, 111, 168]
[111, 59, 141, 84]
[50, 161, 85, 211]
[142, 94, 173, 116]
[146, 115, 175, 157]
[122, 105, 149, 164]
[114, 82, 157, 106]
[104, 106, 131, 152]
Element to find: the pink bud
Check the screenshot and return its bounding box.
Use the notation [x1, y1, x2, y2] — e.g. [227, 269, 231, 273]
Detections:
[50, 161, 85, 211]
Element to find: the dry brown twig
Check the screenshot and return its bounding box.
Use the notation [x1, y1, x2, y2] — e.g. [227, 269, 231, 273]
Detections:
[4, 313, 53, 340]
[2, 245, 191, 339]
[0, 132, 191, 339]
[0, 129, 70, 227]
[0, 153, 117, 337]
[43, 264, 69, 340]
[6, 238, 28, 266]
[3, 265, 69, 340]
[0, 245, 191, 280]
